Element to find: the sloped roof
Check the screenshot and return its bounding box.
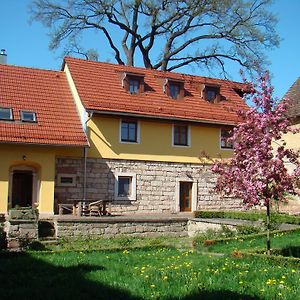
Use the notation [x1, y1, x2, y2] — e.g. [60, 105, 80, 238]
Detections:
[0, 64, 87, 146]
[283, 77, 300, 118]
[64, 57, 249, 125]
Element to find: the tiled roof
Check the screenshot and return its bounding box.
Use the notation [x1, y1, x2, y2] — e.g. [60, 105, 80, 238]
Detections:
[0, 64, 87, 146]
[283, 77, 300, 118]
[64, 57, 249, 125]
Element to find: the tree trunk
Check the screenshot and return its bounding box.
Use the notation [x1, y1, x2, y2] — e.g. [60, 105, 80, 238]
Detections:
[266, 201, 271, 255]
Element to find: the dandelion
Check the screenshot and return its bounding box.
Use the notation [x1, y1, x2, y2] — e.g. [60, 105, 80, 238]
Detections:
[239, 281, 243, 285]
[150, 284, 155, 288]
[291, 269, 296, 273]
[163, 276, 168, 280]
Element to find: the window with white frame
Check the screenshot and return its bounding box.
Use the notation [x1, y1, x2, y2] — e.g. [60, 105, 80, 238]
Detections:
[220, 128, 233, 149]
[120, 120, 139, 143]
[57, 174, 76, 187]
[21, 111, 37, 122]
[173, 124, 190, 147]
[0, 107, 13, 120]
[114, 173, 136, 200]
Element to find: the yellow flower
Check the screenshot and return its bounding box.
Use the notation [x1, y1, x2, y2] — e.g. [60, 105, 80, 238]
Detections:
[150, 284, 155, 288]
[163, 276, 168, 280]
[291, 269, 296, 273]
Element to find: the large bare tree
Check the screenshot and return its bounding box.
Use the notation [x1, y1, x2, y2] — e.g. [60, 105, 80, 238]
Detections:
[30, 0, 279, 75]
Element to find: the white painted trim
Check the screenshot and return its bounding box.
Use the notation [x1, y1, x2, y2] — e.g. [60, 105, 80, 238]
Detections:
[172, 124, 191, 148]
[114, 172, 137, 201]
[57, 173, 77, 187]
[219, 128, 233, 151]
[64, 64, 89, 131]
[119, 119, 140, 144]
[175, 179, 197, 212]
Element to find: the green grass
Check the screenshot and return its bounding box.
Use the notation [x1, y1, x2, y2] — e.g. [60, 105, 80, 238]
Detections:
[1, 243, 299, 299]
[195, 228, 300, 256]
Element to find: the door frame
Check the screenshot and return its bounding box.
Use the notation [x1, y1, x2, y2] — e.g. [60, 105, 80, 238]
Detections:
[175, 179, 197, 212]
[8, 165, 40, 210]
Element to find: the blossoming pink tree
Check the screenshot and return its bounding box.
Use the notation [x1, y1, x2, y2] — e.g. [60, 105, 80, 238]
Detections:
[212, 71, 300, 254]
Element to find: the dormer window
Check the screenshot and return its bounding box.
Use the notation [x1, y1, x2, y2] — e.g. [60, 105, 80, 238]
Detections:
[21, 111, 37, 123]
[0, 107, 13, 120]
[170, 83, 180, 99]
[202, 84, 220, 103]
[122, 72, 145, 94]
[129, 78, 139, 94]
[164, 79, 184, 100]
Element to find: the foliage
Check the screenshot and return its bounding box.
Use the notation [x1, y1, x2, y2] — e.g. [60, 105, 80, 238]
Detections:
[30, 0, 279, 75]
[212, 71, 300, 208]
[194, 210, 300, 225]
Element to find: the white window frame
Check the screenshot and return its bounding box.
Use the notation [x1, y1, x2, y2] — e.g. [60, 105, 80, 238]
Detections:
[220, 128, 233, 150]
[57, 174, 77, 187]
[119, 119, 140, 144]
[172, 124, 191, 147]
[175, 179, 197, 213]
[0, 107, 13, 120]
[114, 172, 137, 201]
[21, 110, 37, 123]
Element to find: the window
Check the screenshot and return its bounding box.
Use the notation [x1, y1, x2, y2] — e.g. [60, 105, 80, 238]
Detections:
[207, 89, 217, 102]
[21, 111, 36, 122]
[202, 85, 220, 103]
[0, 107, 13, 120]
[164, 79, 184, 99]
[221, 128, 233, 149]
[57, 174, 76, 187]
[173, 124, 189, 146]
[170, 83, 180, 99]
[114, 173, 137, 200]
[129, 79, 139, 94]
[122, 72, 145, 94]
[121, 120, 139, 143]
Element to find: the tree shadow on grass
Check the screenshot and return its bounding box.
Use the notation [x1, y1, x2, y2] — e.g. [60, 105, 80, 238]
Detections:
[0, 252, 141, 300]
[278, 246, 300, 258]
[0, 252, 263, 300]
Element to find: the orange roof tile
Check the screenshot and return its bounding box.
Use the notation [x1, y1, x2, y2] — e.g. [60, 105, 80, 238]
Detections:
[0, 64, 87, 146]
[64, 57, 249, 125]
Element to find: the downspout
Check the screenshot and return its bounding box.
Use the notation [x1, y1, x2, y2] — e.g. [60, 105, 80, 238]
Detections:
[83, 111, 94, 201]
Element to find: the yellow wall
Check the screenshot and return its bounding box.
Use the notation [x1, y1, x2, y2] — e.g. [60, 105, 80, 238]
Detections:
[0, 144, 83, 214]
[88, 115, 233, 163]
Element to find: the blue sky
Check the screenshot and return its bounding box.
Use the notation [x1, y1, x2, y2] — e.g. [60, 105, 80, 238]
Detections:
[0, 0, 299, 99]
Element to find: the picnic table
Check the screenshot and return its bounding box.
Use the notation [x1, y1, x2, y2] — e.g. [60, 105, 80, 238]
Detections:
[58, 199, 112, 216]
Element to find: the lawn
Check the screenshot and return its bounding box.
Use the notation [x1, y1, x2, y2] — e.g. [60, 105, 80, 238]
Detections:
[0, 236, 299, 300]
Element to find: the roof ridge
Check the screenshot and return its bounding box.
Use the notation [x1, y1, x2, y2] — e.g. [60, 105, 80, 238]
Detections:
[64, 56, 244, 86]
[0, 63, 63, 74]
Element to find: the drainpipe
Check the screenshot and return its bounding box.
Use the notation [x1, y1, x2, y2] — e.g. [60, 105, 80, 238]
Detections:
[83, 111, 94, 201]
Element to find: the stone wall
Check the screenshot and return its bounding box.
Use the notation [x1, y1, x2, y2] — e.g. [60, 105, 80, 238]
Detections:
[55, 157, 242, 214]
[55, 217, 188, 238]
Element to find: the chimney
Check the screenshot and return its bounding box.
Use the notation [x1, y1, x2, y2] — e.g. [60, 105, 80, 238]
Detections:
[0, 49, 7, 64]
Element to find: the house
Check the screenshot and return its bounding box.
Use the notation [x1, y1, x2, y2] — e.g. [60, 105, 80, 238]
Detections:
[282, 77, 300, 152]
[55, 57, 248, 214]
[0, 63, 88, 216]
[0, 56, 248, 216]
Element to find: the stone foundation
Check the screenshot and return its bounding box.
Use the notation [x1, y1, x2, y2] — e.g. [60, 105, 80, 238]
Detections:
[55, 157, 242, 214]
[55, 216, 189, 238]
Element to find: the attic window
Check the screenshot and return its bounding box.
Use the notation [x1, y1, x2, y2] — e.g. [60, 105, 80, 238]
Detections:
[122, 72, 145, 94]
[0, 107, 13, 120]
[165, 79, 184, 100]
[21, 111, 37, 123]
[202, 85, 220, 103]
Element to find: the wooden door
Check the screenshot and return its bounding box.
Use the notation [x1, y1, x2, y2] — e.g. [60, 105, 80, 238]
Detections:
[11, 171, 33, 208]
[180, 182, 192, 212]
